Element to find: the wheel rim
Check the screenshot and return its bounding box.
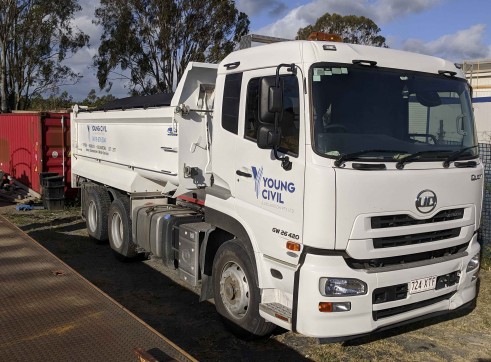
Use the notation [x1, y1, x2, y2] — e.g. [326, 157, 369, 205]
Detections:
[219, 261, 250, 319]
[87, 201, 98, 232]
[110, 211, 124, 249]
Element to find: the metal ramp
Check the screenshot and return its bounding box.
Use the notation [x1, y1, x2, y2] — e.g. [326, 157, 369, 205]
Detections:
[0, 216, 196, 362]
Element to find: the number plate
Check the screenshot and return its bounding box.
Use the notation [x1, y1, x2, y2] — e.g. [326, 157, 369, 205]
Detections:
[409, 276, 437, 294]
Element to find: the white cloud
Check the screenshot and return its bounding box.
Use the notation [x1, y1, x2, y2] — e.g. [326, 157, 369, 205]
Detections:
[402, 24, 491, 61]
[71, 0, 103, 47]
[236, 0, 288, 17]
[255, 0, 443, 39]
[372, 0, 444, 23]
[61, 1, 131, 100]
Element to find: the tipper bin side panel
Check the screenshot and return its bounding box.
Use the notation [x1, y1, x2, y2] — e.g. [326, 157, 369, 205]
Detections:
[71, 108, 179, 191]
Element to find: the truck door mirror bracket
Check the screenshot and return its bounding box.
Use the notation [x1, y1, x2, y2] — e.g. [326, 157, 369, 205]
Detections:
[256, 126, 292, 171]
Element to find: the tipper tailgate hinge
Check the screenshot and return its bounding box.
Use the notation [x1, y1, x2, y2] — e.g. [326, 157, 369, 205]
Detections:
[183, 165, 199, 179]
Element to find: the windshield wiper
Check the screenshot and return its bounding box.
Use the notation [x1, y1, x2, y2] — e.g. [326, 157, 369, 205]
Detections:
[334, 150, 406, 167]
[396, 150, 450, 169]
[442, 145, 478, 168]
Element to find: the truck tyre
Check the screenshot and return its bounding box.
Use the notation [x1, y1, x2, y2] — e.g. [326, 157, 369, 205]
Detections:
[108, 197, 139, 262]
[85, 186, 110, 242]
[212, 240, 276, 339]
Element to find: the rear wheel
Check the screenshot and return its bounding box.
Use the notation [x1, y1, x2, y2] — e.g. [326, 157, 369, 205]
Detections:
[108, 197, 139, 262]
[212, 240, 275, 339]
[85, 186, 110, 242]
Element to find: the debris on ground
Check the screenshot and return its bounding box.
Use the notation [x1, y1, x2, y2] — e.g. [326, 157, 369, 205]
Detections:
[0, 171, 42, 204]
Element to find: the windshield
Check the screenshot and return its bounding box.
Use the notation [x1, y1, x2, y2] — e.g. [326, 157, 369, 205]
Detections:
[311, 63, 478, 162]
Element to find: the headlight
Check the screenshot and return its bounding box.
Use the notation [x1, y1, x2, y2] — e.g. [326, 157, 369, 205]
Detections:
[466, 253, 480, 273]
[319, 278, 367, 297]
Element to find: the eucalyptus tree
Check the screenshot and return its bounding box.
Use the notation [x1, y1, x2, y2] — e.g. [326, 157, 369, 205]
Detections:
[0, 0, 88, 111]
[297, 13, 387, 47]
[94, 0, 249, 95]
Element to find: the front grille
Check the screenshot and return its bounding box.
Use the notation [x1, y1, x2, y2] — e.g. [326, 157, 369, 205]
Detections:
[373, 284, 408, 304]
[436, 271, 460, 290]
[346, 242, 469, 270]
[371, 208, 465, 229]
[373, 228, 461, 249]
[372, 271, 460, 305]
[372, 292, 454, 321]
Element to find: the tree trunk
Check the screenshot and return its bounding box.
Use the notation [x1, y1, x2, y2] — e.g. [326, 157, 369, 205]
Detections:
[0, 44, 8, 112]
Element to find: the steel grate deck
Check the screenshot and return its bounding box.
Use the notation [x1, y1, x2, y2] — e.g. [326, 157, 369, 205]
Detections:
[0, 216, 196, 362]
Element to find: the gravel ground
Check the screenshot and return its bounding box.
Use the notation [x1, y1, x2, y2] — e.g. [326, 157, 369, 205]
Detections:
[1, 202, 490, 361]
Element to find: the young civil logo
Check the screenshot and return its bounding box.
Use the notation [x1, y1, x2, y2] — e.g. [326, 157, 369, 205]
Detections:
[251, 166, 295, 204]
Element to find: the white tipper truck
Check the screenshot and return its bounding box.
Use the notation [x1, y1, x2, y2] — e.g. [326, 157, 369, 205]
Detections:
[71, 35, 483, 341]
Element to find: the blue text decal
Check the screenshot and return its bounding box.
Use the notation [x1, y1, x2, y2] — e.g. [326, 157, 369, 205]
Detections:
[251, 166, 295, 204]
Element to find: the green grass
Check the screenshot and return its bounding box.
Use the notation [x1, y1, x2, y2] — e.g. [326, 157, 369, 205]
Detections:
[482, 244, 491, 271]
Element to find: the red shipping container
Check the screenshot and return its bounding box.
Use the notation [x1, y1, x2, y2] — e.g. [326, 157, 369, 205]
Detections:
[0, 112, 74, 198]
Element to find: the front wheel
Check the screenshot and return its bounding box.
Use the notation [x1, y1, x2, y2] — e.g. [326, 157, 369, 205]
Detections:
[108, 197, 139, 262]
[212, 240, 275, 339]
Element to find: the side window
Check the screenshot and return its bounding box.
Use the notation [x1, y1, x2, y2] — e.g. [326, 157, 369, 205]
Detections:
[222, 72, 243, 134]
[244, 75, 300, 156]
[244, 78, 260, 140]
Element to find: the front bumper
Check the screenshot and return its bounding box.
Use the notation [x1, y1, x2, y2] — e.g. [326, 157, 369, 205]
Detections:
[319, 299, 476, 343]
[295, 234, 480, 339]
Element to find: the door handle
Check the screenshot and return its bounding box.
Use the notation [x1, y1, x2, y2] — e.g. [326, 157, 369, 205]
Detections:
[236, 170, 252, 178]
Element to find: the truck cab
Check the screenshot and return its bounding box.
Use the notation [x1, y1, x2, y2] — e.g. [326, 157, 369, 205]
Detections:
[207, 40, 482, 339]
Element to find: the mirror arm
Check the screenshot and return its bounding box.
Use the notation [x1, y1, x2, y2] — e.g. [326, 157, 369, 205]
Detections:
[272, 147, 292, 171]
[270, 63, 296, 171]
[262, 63, 297, 171]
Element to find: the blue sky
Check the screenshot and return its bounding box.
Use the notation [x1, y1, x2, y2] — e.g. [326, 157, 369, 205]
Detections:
[65, 0, 491, 100]
[248, 0, 491, 59]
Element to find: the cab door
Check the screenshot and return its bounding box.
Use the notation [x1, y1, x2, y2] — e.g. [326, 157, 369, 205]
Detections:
[233, 69, 305, 263]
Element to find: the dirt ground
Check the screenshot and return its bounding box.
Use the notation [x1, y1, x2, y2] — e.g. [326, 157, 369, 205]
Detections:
[1, 202, 490, 362]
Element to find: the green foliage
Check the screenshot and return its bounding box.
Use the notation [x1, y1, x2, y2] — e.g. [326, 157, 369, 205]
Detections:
[27, 89, 117, 110]
[79, 89, 117, 108]
[27, 91, 74, 111]
[296, 13, 387, 47]
[0, 0, 89, 111]
[483, 244, 491, 271]
[94, 0, 249, 95]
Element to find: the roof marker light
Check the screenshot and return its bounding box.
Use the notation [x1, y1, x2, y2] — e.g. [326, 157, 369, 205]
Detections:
[438, 70, 457, 77]
[308, 32, 343, 42]
[323, 44, 337, 51]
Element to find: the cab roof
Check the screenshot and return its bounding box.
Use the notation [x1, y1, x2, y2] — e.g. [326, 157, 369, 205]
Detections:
[219, 41, 464, 79]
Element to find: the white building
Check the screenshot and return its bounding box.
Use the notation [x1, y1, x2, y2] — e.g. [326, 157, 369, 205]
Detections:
[463, 59, 491, 143]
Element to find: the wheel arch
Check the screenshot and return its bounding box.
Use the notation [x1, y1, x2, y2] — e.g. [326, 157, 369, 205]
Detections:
[107, 187, 125, 202]
[200, 207, 259, 301]
[81, 182, 125, 215]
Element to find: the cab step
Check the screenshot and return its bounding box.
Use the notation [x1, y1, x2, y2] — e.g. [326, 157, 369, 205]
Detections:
[259, 302, 292, 323]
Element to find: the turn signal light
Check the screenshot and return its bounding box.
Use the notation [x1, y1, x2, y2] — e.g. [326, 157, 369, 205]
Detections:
[286, 241, 301, 252]
[319, 302, 352, 313]
[318, 302, 333, 312]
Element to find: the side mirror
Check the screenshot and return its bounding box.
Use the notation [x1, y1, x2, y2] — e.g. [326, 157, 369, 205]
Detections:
[260, 77, 283, 123]
[257, 125, 281, 149]
[416, 91, 441, 107]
